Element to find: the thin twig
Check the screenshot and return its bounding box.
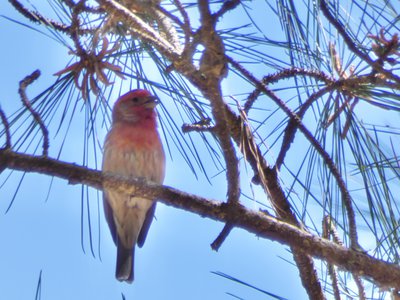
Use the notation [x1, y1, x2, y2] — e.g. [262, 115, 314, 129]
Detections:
[18, 70, 49, 156]
[182, 121, 215, 133]
[323, 216, 366, 299]
[264, 68, 334, 85]
[69, 1, 87, 56]
[60, 0, 75, 8]
[244, 68, 334, 112]
[8, 0, 94, 35]
[275, 71, 394, 169]
[172, 0, 192, 49]
[340, 97, 359, 139]
[323, 216, 342, 300]
[214, 0, 241, 20]
[325, 93, 349, 128]
[0, 106, 11, 149]
[8, 0, 70, 33]
[211, 223, 233, 251]
[276, 85, 335, 169]
[353, 275, 366, 300]
[243, 89, 262, 113]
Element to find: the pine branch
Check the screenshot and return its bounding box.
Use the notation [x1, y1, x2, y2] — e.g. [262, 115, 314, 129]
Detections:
[1, 149, 400, 289]
[227, 56, 361, 252]
[18, 70, 49, 156]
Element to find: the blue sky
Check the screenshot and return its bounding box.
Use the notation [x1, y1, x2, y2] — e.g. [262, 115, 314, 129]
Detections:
[0, 2, 312, 299]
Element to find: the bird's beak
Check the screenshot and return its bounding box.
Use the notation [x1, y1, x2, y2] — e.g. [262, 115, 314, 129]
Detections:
[143, 95, 158, 109]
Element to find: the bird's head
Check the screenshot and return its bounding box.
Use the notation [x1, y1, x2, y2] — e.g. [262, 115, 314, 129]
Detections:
[112, 89, 159, 124]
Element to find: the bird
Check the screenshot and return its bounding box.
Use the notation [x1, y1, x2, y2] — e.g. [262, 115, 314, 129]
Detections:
[102, 89, 165, 283]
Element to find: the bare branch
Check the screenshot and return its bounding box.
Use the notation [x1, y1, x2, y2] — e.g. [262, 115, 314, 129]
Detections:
[8, 0, 95, 35]
[8, 0, 71, 33]
[210, 223, 233, 251]
[244, 68, 333, 113]
[1, 150, 400, 289]
[276, 85, 334, 169]
[198, 0, 239, 205]
[323, 216, 366, 300]
[197, 0, 240, 250]
[323, 216, 343, 300]
[18, 70, 49, 156]
[182, 119, 215, 133]
[214, 0, 241, 20]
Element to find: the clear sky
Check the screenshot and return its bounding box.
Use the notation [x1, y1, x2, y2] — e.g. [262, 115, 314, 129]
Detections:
[0, 2, 313, 300]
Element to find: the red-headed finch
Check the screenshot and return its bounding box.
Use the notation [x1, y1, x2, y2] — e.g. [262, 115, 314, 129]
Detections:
[102, 89, 165, 283]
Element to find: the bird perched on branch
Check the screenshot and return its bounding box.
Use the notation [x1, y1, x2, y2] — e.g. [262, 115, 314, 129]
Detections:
[102, 89, 165, 283]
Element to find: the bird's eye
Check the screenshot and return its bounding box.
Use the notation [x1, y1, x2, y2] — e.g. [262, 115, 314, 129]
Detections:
[131, 97, 139, 103]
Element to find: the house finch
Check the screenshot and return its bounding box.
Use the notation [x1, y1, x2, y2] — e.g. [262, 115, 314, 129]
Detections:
[102, 89, 165, 283]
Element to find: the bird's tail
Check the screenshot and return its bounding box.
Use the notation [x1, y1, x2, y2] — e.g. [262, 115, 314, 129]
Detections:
[116, 241, 134, 283]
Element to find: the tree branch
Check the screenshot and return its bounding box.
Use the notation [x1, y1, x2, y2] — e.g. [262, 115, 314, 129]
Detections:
[99, 0, 181, 57]
[1, 149, 400, 288]
[198, 0, 239, 205]
[227, 56, 360, 251]
[8, 0, 71, 33]
[18, 70, 49, 156]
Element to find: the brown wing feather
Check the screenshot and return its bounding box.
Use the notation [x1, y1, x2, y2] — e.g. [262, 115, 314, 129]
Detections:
[103, 193, 117, 245]
[137, 202, 157, 247]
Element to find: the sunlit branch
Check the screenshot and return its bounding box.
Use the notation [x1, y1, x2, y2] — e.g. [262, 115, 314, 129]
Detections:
[172, 0, 192, 48]
[182, 121, 215, 133]
[99, 0, 181, 57]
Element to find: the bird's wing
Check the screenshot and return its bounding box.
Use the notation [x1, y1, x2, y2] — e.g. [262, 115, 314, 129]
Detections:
[137, 202, 157, 247]
[103, 193, 118, 245]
